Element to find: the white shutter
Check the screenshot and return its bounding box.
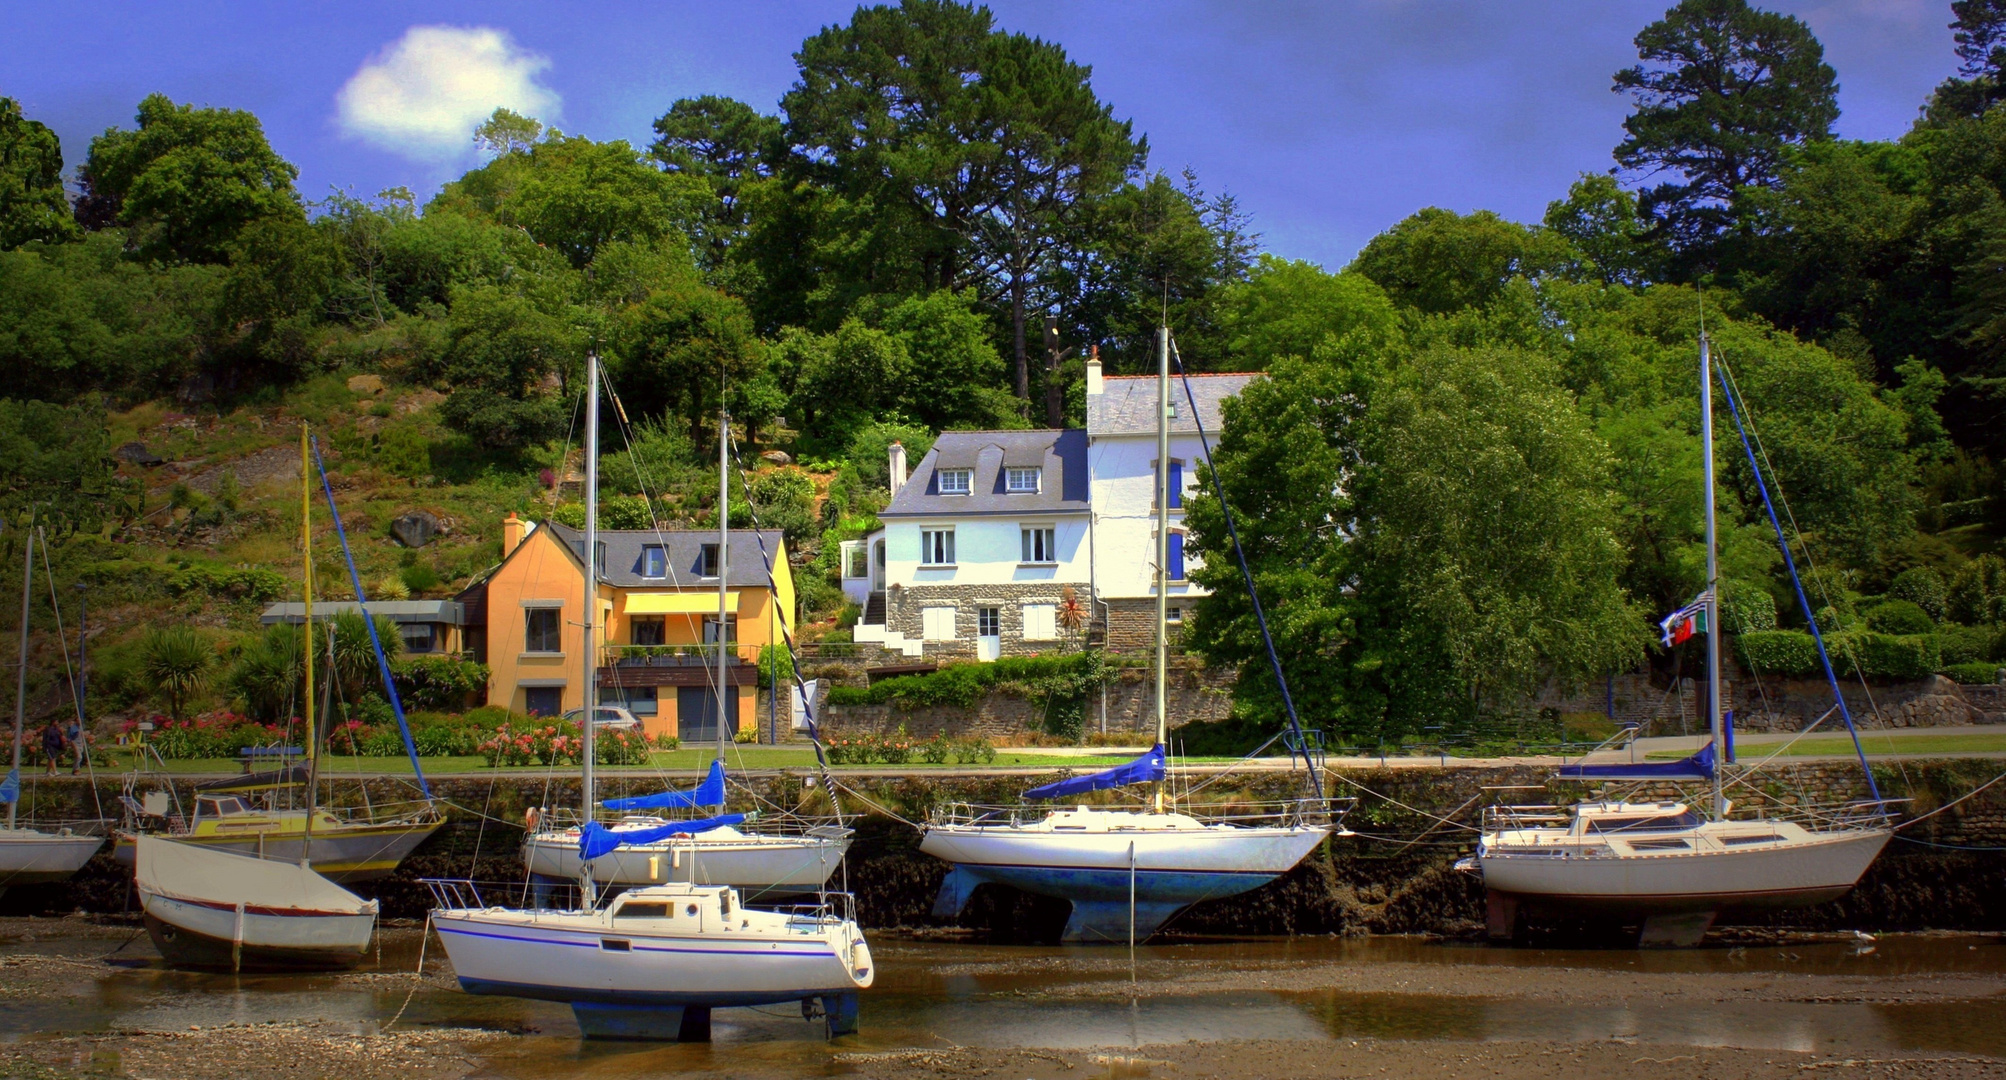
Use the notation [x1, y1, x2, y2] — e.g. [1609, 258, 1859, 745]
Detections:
[1022, 603, 1057, 641]
[923, 605, 958, 641]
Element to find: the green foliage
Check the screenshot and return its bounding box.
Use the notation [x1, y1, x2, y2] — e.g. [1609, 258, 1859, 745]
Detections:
[737, 467, 817, 545]
[1834, 632, 1941, 682]
[399, 562, 441, 595]
[844, 420, 935, 491]
[1888, 567, 1949, 621]
[1349, 207, 1578, 315]
[1735, 630, 1820, 675]
[1216, 255, 1400, 368]
[1719, 580, 1777, 633]
[1945, 660, 2002, 685]
[1865, 598, 1935, 635]
[1948, 555, 2006, 625]
[390, 655, 491, 710]
[0, 97, 80, 249]
[1938, 622, 1996, 665]
[139, 627, 213, 720]
[756, 643, 795, 685]
[822, 653, 1106, 715]
[435, 284, 580, 450]
[227, 624, 304, 720]
[0, 398, 133, 539]
[1543, 173, 1653, 285]
[78, 92, 303, 264]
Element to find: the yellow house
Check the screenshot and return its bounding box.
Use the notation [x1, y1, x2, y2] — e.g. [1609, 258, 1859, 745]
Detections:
[464, 513, 796, 742]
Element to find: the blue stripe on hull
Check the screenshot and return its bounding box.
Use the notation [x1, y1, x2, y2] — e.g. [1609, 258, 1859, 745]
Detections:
[458, 977, 854, 1009]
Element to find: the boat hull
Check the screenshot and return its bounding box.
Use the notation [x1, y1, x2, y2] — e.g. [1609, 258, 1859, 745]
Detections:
[523, 829, 849, 897]
[432, 911, 868, 1008]
[1478, 827, 1891, 925]
[141, 905, 373, 971]
[921, 819, 1329, 941]
[0, 830, 103, 886]
[114, 819, 440, 883]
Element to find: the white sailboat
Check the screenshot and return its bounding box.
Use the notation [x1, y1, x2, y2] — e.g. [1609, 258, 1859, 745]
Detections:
[427, 352, 874, 1041]
[920, 328, 1338, 943]
[520, 395, 848, 897]
[137, 426, 383, 971]
[1465, 331, 1893, 947]
[0, 519, 103, 894]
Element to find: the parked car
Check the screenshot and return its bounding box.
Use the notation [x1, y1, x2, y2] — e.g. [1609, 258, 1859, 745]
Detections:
[560, 706, 643, 732]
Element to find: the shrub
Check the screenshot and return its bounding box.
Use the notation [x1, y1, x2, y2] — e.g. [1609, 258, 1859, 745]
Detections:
[1735, 630, 1822, 676]
[826, 685, 872, 707]
[1944, 661, 2002, 685]
[1889, 567, 1949, 622]
[391, 655, 491, 710]
[597, 728, 652, 765]
[1938, 623, 1994, 666]
[1832, 632, 1940, 681]
[651, 733, 681, 751]
[950, 736, 995, 764]
[1720, 581, 1777, 634]
[1948, 555, 2006, 625]
[400, 562, 442, 594]
[1865, 599, 1934, 635]
[139, 627, 213, 720]
[919, 733, 951, 764]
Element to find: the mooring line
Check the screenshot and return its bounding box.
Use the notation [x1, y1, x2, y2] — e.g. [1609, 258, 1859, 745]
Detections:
[381, 913, 433, 1033]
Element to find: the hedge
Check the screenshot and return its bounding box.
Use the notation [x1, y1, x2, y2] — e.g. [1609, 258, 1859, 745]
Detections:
[1944, 661, 2002, 685]
[391, 655, 491, 710]
[1734, 631, 1822, 676]
[1734, 630, 1940, 681]
[77, 559, 289, 604]
[823, 653, 1104, 711]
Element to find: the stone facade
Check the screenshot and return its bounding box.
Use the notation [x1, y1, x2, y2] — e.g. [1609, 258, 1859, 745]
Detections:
[885, 582, 1086, 659]
[1099, 597, 1189, 653]
[1539, 662, 2006, 734]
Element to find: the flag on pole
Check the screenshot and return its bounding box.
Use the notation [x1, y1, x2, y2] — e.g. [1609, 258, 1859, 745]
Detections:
[0, 767, 17, 804]
[1659, 590, 1712, 647]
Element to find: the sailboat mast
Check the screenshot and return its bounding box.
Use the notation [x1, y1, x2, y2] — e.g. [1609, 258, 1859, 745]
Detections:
[301, 425, 317, 861]
[717, 410, 730, 760]
[582, 352, 599, 825]
[1700, 332, 1724, 820]
[1153, 327, 1170, 814]
[9, 512, 31, 830]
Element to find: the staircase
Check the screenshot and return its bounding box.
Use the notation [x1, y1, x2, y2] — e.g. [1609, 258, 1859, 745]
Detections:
[852, 590, 923, 657]
[863, 590, 887, 627]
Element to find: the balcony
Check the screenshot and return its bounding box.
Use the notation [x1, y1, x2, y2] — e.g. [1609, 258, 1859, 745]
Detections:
[608, 643, 751, 667]
[600, 644, 755, 689]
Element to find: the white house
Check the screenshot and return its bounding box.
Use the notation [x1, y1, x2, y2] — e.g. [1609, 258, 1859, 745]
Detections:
[847, 429, 1092, 659]
[1084, 358, 1256, 650]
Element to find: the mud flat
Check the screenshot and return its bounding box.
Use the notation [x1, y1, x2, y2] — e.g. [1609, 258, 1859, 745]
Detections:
[4, 918, 2006, 1079]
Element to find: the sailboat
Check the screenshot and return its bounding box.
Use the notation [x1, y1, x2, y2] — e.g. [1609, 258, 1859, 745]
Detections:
[519, 401, 849, 897]
[1464, 332, 1893, 947]
[137, 426, 380, 971]
[427, 353, 874, 1042]
[919, 328, 1339, 944]
[0, 519, 104, 894]
[113, 433, 442, 883]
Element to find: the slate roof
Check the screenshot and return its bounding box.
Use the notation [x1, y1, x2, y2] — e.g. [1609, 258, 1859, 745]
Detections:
[261, 600, 465, 625]
[882, 429, 1088, 518]
[543, 522, 786, 588]
[1087, 373, 1258, 437]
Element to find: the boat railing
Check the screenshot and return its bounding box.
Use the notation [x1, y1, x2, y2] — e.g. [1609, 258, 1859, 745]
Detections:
[419, 877, 588, 912]
[420, 878, 486, 911]
[932, 797, 1354, 829]
[762, 891, 859, 926]
[321, 799, 440, 826]
[529, 805, 846, 837]
[1481, 804, 1572, 832]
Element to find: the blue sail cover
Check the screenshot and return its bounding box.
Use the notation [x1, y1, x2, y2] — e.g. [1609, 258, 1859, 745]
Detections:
[1558, 740, 1716, 782]
[577, 813, 747, 860]
[602, 760, 726, 811]
[1024, 744, 1166, 801]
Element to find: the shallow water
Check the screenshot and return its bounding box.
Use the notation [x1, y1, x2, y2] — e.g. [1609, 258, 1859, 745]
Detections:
[5, 928, 2004, 1076]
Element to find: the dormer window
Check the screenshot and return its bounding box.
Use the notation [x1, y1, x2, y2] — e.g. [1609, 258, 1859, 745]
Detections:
[699, 543, 720, 578]
[938, 469, 973, 495]
[642, 545, 666, 579]
[1005, 467, 1041, 493]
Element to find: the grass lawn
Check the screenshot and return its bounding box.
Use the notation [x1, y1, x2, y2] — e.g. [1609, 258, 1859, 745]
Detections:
[1647, 731, 2006, 760]
[82, 747, 1214, 775]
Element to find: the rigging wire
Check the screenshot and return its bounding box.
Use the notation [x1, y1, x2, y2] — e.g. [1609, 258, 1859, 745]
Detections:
[33, 527, 106, 822]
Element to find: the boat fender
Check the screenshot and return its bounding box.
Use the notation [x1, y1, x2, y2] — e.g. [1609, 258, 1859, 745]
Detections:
[525, 807, 540, 831]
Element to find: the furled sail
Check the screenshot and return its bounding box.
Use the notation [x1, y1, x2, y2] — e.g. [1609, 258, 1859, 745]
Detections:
[577, 813, 747, 860]
[1023, 745, 1166, 801]
[602, 759, 726, 811]
[1558, 740, 1716, 782]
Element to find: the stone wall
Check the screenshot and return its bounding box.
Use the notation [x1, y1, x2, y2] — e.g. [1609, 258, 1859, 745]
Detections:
[883, 583, 1087, 659]
[813, 657, 1236, 740]
[1099, 597, 1191, 653]
[1538, 663, 2006, 734]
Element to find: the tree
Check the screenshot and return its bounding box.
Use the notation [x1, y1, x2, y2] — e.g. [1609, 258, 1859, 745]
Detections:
[0, 98, 78, 250]
[1349, 207, 1575, 316]
[76, 93, 303, 264]
[228, 623, 304, 721]
[435, 284, 582, 451]
[782, 0, 1145, 401]
[1613, 0, 1837, 262]
[139, 627, 211, 721]
[1543, 173, 1658, 286]
[869, 288, 1019, 428]
[1933, 1, 2006, 119]
[1350, 346, 1645, 720]
[0, 397, 133, 539]
[474, 107, 544, 157]
[614, 280, 766, 445]
[1215, 255, 1400, 368]
[650, 96, 783, 274]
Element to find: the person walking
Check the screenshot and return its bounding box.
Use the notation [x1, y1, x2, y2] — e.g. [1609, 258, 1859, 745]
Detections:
[39, 720, 66, 777]
[64, 717, 87, 775]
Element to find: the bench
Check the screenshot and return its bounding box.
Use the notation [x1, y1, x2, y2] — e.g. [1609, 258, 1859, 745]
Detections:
[239, 746, 304, 774]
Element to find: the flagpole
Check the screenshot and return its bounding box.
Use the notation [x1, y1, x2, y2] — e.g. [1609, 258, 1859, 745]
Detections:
[1700, 332, 1724, 821]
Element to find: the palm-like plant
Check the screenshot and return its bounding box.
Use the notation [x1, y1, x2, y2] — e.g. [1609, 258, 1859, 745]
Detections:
[227, 624, 304, 721]
[139, 627, 212, 721]
[327, 610, 402, 704]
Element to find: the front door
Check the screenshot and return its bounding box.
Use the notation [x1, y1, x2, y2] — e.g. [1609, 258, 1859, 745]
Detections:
[977, 606, 1001, 662]
[677, 686, 739, 744]
[524, 686, 562, 717]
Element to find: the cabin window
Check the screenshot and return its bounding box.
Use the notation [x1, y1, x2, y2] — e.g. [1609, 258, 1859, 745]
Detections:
[617, 902, 671, 919]
[1586, 812, 1702, 834]
[938, 469, 972, 495]
[1628, 838, 1692, 851]
[1005, 467, 1041, 493]
[524, 608, 562, 653]
[1721, 833, 1783, 846]
[600, 938, 631, 952]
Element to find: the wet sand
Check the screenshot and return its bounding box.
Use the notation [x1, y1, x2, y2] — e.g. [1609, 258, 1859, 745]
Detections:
[4, 918, 2005, 1079]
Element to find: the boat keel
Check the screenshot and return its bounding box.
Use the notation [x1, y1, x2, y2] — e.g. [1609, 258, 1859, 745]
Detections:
[1063, 900, 1186, 943]
[1638, 910, 1717, 948]
[931, 866, 982, 918]
[1485, 890, 1519, 943]
[571, 1002, 711, 1041]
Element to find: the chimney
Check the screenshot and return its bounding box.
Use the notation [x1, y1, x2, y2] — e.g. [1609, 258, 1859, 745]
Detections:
[888, 441, 908, 497]
[1084, 345, 1103, 396]
[503, 512, 525, 557]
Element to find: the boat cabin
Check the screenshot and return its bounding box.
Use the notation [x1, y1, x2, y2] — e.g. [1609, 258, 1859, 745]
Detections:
[607, 885, 741, 932]
[1570, 802, 1703, 836]
[193, 794, 254, 821]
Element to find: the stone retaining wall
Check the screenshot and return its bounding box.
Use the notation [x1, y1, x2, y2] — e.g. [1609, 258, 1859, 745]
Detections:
[811, 658, 1235, 739]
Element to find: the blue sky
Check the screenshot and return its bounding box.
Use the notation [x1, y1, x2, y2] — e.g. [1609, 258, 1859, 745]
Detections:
[1, 1, 1963, 269]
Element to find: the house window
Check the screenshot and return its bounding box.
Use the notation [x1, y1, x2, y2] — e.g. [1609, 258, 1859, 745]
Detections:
[1167, 531, 1186, 581]
[631, 616, 665, 646]
[1005, 467, 1041, 493]
[922, 605, 958, 641]
[921, 528, 956, 566]
[1020, 526, 1056, 564]
[1022, 603, 1058, 641]
[699, 544, 720, 578]
[978, 607, 1000, 638]
[642, 545, 666, 579]
[524, 686, 563, 716]
[845, 545, 870, 579]
[938, 469, 972, 495]
[399, 623, 436, 654]
[702, 616, 737, 645]
[524, 608, 562, 653]
[1167, 606, 1184, 625]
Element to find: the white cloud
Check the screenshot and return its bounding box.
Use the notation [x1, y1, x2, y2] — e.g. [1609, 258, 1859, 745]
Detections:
[335, 25, 559, 161]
